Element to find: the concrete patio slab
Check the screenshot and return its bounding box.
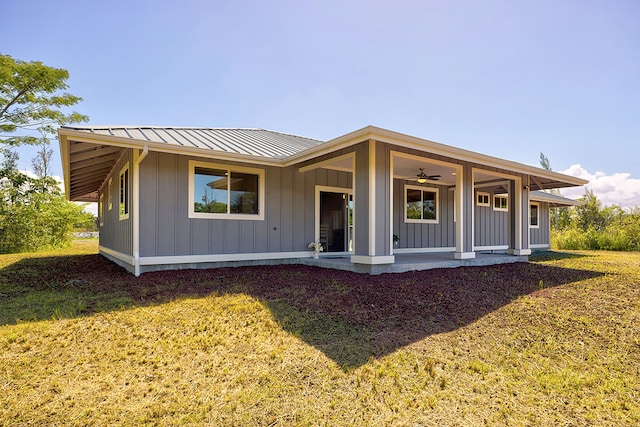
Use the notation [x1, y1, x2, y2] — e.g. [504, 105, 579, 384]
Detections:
[301, 252, 529, 274]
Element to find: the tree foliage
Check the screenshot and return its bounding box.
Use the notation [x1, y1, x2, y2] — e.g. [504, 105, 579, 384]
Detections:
[0, 53, 88, 146]
[0, 161, 93, 253]
[551, 190, 640, 251]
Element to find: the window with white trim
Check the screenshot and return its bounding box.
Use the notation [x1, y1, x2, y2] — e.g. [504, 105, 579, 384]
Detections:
[477, 191, 490, 207]
[189, 160, 264, 220]
[405, 185, 439, 223]
[530, 202, 540, 228]
[494, 194, 508, 211]
[99, 193, 104, 226]
[119, 163, 130, 220]
[108, 178, 113, 211]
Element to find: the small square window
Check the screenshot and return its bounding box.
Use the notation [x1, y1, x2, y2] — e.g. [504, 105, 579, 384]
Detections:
[494, 195, 508, 211]
[477, 192, 490, 207]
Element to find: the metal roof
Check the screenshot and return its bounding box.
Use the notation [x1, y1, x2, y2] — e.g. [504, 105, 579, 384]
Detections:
[529, 190, 582, 207]
[62, 126, 325, 158]
[58, 125, 588, 203]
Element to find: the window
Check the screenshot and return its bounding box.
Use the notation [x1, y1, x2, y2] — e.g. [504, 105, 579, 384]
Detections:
[119, 163, 129, 220]
[494, 194, 508, 211]
[405, 185, 439, 223]
[108, 178, 113, 211]
[477, 191, 490, 207]
[530, 202, 539, 228]
[189, 160, 264, 220]
[99, 193, 104, 226]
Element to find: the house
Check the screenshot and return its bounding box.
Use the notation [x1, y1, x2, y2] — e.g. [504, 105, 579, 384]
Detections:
[58, 125, 587, 276]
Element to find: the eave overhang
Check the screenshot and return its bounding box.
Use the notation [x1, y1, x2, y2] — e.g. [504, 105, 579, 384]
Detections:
[59, 125, 588, 203]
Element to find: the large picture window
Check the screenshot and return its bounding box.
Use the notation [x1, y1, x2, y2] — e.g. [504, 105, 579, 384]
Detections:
[405, 185, 439, 223]
[119, 163, 129, 220]
[189, 161, 264, 220]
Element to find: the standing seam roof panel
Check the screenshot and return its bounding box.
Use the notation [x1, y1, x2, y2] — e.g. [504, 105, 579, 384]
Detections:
[254, 131, 308, 156]
[188, 129, 228, 151]
[61, 126, 326, 158]
[196, 129, 240, 153]
[147, 128, 169, 144]
[247, 131, 293, 155]
[222, 130, 273, 157]
[213, 130, 271, 157]
[157, 129, 189, 147]
[243, 130, 290, 156]
[178, 129, 215, 150]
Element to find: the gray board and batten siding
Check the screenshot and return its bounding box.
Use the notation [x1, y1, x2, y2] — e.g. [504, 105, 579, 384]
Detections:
[474, 198, 509, 248]
[137, 151, 352, 258]
[99, 149, 133, 257]
[392, 179, 456, 250]
[530, 202, 551, 247]
[98, 143, 545, 263]
[95, 138, 552, 273]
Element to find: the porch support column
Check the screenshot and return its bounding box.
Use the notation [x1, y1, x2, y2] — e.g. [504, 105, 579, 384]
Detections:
[508, 177, 531, 256]
[350, 139, 395, 265]
[455, 163, 475, 259]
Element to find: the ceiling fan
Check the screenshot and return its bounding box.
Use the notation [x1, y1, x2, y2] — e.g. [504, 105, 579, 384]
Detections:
[416, 168, 441, 183]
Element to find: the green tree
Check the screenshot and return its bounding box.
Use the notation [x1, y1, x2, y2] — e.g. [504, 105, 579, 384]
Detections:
[539, 152, 563, 230]
[574, 189, 606, 232]
[0, 167, 91, 253]
[0, 53, 88, 146]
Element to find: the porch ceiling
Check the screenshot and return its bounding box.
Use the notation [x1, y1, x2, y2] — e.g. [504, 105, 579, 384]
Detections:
[66, 141, 125, 202]
[394, 157, 457, 186]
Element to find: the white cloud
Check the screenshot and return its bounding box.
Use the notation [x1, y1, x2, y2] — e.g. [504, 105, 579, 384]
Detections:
[561, 164, 640, 209]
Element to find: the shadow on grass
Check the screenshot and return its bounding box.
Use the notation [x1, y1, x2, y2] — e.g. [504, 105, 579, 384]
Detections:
[1, 254, 602, 369]
[529, 250, 591, 262]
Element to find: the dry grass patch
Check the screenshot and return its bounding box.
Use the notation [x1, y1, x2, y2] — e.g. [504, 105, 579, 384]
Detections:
[1, 243, 639, 426]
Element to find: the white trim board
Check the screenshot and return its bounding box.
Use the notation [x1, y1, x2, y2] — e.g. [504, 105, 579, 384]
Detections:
[100, 246, 135, 266]
[474, 245, 509, 251]
[393, 247, 456, 254]
[350, 255, 395, 265]
[138, 251, 313, 266]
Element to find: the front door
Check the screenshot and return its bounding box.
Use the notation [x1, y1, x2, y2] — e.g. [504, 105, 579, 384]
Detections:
[319, 191, 352, 253]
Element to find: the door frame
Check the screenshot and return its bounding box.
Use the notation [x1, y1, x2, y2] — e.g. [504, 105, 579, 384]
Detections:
[315, 185, 354, 255]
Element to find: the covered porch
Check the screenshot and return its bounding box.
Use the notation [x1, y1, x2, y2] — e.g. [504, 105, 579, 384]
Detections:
[301, 251, 529, 275]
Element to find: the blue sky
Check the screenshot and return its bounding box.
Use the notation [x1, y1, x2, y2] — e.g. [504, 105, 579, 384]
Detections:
[2, 0, 639, 207]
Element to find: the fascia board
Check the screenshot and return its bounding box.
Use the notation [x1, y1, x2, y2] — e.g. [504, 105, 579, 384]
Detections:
[529, 191, 582, 206]
[283, 125, 587, 187]
[58, 129, 71, 200]
[59, 126, 588, 188]
[361, 126, 589, 187]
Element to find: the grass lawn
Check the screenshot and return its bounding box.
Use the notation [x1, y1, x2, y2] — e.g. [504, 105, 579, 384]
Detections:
[1, 241, 639, 426]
